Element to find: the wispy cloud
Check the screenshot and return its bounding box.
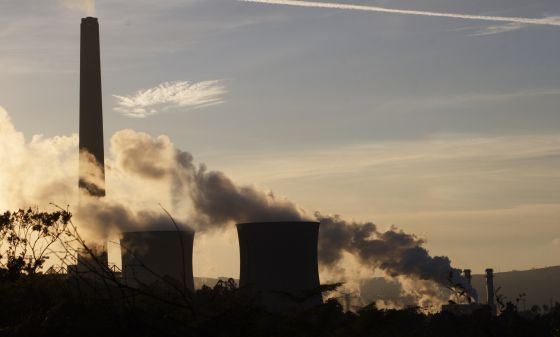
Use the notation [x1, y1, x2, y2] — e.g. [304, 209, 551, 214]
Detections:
[113, 80, 226, 118]
[471, 16, 560, 36]
[207, 134, 560, 184]
[472, 22, 527, 36]
[380, 88, 560, 111]
[240, 0, 560, 27]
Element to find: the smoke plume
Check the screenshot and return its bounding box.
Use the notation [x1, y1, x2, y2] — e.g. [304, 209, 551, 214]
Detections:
[316, 214, 476, 304]
[63, 0, 96, 16]
[110, 129, 307, 231]
[0, 105, 474, 305]
[111, 127, 476, 302]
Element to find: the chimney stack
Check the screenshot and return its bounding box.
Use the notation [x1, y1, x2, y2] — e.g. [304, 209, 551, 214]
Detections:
[463, 269, 472, 286]
[79, 17, 105, 197]
[485, 268, 497, 315]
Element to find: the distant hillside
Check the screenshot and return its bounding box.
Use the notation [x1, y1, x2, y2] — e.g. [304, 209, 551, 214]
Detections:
[471, 266, 560, 309]
[360, 266, 560, 309]
[196, 267, 560, 309]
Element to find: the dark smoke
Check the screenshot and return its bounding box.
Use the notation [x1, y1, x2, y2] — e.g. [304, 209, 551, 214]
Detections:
[316, 214, 476, 299]
[111, 130, 305, 231]
[111, 129, 476, 300]
[77, 197, 192, 239]
[189, 164, 305, 228]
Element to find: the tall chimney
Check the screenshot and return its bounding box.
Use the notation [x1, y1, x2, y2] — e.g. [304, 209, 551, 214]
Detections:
[485, 268, 496, 315]
[79, 17, 105, 197]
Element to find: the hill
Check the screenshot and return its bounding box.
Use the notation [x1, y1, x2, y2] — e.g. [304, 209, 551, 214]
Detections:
[471, 266, 560, 309]
[360, 266, 560, 309]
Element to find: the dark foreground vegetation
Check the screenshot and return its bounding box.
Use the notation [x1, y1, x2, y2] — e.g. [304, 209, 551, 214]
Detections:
[1, 276, 559, 337]
[1, 208, 559, 337]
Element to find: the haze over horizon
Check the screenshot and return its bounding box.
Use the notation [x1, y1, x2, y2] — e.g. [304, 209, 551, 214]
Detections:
[1, 0, 559, 283]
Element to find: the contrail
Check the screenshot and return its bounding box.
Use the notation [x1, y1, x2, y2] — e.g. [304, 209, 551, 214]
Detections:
[240, 0, 560, 27]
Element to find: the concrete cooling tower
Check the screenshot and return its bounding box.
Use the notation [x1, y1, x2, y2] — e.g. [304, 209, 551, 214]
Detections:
[237, 221, 323, 311]
[120, 231, 195, 292]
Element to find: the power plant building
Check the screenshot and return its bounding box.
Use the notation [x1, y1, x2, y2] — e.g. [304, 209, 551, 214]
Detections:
[120, 230, 195, 292]
[237, 221, 323, 311]
[67, 247, 110, 279]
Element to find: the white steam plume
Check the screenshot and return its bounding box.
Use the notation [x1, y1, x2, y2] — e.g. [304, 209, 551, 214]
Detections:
[240, 0, 560, 27]
[0, 106, 191, 242]
[63, 0, 96, 16]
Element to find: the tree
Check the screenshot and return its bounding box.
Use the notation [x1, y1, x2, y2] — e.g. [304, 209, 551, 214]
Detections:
[0, 207, 72, 280]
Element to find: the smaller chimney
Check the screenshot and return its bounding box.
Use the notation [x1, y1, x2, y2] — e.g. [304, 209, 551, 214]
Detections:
[485, 268, 497, 315]
[462, 268, 478, 303]
[463, 269, 472, 286]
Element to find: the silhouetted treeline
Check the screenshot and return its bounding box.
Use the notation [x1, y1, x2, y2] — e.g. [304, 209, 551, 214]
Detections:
[0, 275, 558, 337]
[1, 208, 559, 337]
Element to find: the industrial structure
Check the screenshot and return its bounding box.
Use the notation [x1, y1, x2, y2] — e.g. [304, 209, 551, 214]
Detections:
[237, 221, 322, 311]
[486, 268, 497, 315]
[75, 17, 197, 294]
[66, 17, 110, 277]
[49, 16, 557, 317]
[443, 267, 497, 316]
[79, 17, 105, 197]
[441, 268, 485, 315]
[67, 247, 110, 279]
[120, 231, 195, 291]
[74, 16, 495, 314]
[464, 269, 472, 286]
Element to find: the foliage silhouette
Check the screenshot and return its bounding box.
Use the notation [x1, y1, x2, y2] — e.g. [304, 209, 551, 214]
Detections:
[0, 207, 559, 337]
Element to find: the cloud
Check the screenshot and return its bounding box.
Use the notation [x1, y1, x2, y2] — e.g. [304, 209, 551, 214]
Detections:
[113, 80, 226, 118]
[207, 134, 560, 186]
[240, 0, 560, 27]
[472, 22, 527, 36]
[472, 16, 560, 36]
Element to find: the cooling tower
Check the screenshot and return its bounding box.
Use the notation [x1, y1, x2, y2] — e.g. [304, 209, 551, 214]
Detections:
[237, 221, 322, 311]
[79, 17, 105, 197]
[120, 231, 195, 292]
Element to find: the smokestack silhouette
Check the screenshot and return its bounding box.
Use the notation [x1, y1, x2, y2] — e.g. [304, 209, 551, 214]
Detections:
[463, 269, 472, 286]
[486, 268, 496, 315]
[79, 17, 105, 197]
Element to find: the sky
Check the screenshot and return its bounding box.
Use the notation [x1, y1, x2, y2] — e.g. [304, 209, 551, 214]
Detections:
[1, 0, 559, 279]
